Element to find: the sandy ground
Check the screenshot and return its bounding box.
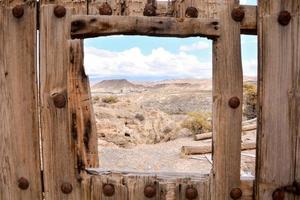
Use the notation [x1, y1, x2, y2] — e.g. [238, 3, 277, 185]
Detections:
[97, 131, 256, 178]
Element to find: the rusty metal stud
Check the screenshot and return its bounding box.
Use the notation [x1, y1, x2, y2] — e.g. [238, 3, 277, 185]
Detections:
[278, 11, 291, 26]
[144, 185, 156, 198]
[61, 182, 73, 194]
[103, 183, 115, 197]
[52, 93, 67, 108]
[12, 5, 24, 18]
[228, 96, 240, 109]
[18, 177, 29, 190]
[54, 5, 66, 18]
[231, 7, 245, 22]
[185, 186, 198, 200]
[272, 189, 285, 200]
[230, 188, 242, 199]
[99, 2, 113, 15]
[143, 3, 156, 17]
[185, 7, 198, 18]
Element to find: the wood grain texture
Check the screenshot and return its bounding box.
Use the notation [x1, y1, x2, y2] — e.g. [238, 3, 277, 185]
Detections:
[0, 5, 42, 200]
[68, 39, 99, 169]
[212, 0, 243, 199]
[40, 5, 83, 200]
[256, 0, 300, 199]
[71, 15, 220, 39]
[240, 5, 257, 35]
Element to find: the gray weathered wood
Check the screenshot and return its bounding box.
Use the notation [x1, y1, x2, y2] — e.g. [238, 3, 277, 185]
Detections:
[71, 15, 220, 39]
[0, 4, 42, 200]
[212, 1, 243, 199]
[256, 0, 300, 199]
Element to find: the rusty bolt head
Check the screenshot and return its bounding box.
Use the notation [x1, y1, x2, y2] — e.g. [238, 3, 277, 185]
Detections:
[144, 185, 156, 198]
[103, 183, 115, 197]
[185, 7, 198, 18]
[61, 182, 73, 194]
[231, 7, 245, 22]
[143, 3, 156, 17]
[228, 96, 240, 109]
[99, 2, 113, 15]
[52, 93, 67, 108]
[272, 189, 285, 200]
[185, 186, 198, 200]
[18, 177, 29, 190]
[278, 11, 291, 26]
[12, 5, 24, 18]
[54, 5, 66, 18]
[230, 188, 242, 199]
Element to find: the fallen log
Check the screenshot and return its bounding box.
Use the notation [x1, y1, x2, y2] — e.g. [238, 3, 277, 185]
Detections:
[194, 123, 257, 141]
[181, 142, 256, 156]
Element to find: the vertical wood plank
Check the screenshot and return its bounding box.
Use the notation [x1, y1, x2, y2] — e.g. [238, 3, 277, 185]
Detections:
[68, 39, 99, 169]
[212, 1, 243, 200]
[256, 0, 300, 199]
[0, 4, 42, 200]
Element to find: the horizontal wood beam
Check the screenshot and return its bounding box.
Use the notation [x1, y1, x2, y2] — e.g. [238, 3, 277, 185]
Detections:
[82, 172, 254, 200]
[240, 5, 257, 35]
[71, 15, 221, 39]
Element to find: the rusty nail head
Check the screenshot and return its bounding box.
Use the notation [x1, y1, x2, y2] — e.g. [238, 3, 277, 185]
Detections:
[12, 5, 24, 18]
[272, 189, 285, 200]
[103, 183, 115, 197]
[185, 186, 198, 200]
[52, 93, 67, 108]
[231, 7, 245, 22]
[61, 182, 73, 194]
[185, 7, 198, 18]
[278, 11, 291, 26]
[99, 2, 113, 15]
[230, 188, 242, 199]
[143, 3, 156, 17]
[18, 177, 29, 190]
[144, 185, 156, 198]
[54, 5, 66, 18]
[229, 96, 240, 109]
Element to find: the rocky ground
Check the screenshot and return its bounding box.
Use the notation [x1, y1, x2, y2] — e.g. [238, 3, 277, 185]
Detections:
[91, 78, 257, 176]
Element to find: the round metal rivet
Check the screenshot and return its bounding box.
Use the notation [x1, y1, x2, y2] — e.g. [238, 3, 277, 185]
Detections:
[272, 189, 285, 200]
[61, 182, 73, 194]
[228, 96, 240, 109]
[144, 185, 156, 198]
[143, 4, 156, 16]
[52, 93, 67, 108]
[54, 5, 66, 18]
[278, 10, 291, 26]
[18, 177, 29, 190]
[12, 5, 24, 18]
[185, 7, 198, 18]
[230, 188, 242, 199]
[231, 7, 245, 22]
[99, 2, 113, 15]
[103, 183, 115, 197]
[185, 186, 198, 200]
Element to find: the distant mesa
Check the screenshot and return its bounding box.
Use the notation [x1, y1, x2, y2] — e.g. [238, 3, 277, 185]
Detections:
[92, 79, 143, 91]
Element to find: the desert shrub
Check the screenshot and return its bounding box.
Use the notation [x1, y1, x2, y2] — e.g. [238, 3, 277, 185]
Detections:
[93, 96, 100, 102]
[135, 113, 145, 121]
[102, 96, 118, 104]
[243, 83, 257, 119]
[181, 112, 212, 135]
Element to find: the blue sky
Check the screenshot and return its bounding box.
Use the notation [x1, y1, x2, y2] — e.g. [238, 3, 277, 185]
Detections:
[84, 0, 257, 82]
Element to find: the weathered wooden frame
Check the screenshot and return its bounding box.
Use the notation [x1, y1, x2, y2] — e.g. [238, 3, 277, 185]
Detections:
[1, 0, 300, 199]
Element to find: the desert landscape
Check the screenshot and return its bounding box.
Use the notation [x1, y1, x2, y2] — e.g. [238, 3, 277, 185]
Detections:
[91, 78, 257, 176]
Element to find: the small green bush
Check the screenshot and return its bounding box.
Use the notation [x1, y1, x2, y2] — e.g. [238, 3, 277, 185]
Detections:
[243, 83, 257, 119]
[135, 113, 145, 121]
[181, 112, 212, 135]
[93, 96, 100, 101]
[102, 96, 118, 104]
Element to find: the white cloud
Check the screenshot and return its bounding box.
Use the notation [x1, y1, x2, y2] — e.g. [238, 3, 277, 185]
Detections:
[240, 0, 248, 4]
[84, 47, 212, 80]
[243, 59, 257, 77]
[179, 41, 210, 52]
